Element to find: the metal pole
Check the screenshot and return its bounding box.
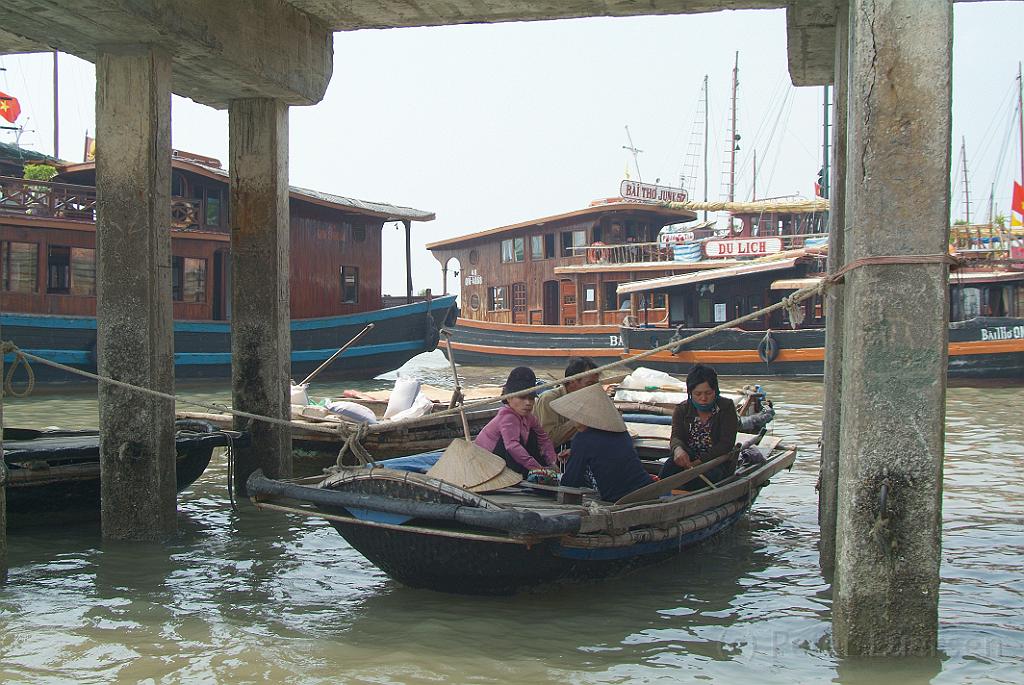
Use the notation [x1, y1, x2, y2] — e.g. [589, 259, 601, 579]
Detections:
[822, 84, 830, 198]
[298, 323, 375, 386]
[404, 220, 413, 304]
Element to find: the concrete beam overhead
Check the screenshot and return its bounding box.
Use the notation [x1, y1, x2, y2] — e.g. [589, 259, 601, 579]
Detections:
[786, 0, 837, 86]
[0, 26, 50, 55]
[0, 0, 332, 108]
[288, 0, 788, 30]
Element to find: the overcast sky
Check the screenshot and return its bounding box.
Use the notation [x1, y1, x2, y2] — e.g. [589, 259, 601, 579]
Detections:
[1, 2, 1022, 298]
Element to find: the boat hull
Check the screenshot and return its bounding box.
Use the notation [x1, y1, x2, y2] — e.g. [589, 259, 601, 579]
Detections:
[621, 316, 1024, 379]
[438, 317, 622, 368]
[1, 296, 457, 385]
[328, 506, 746, 595]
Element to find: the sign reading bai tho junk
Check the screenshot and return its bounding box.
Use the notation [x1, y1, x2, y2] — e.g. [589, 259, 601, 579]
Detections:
[620, 180, 689, 203]
[704, 237, 783, 258]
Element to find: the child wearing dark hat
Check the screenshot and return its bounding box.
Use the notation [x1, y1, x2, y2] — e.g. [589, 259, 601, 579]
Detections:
[474, 366, 558, 476]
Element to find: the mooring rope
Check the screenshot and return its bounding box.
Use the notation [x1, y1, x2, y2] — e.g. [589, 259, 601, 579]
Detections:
[0, 252, 958, 443]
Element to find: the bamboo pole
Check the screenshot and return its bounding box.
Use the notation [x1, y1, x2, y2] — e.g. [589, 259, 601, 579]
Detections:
[298, 323, 375, 386]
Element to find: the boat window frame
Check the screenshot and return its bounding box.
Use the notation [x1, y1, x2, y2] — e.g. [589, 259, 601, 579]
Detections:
[488, 284, 509, 311]
[1, 239, 39, 293]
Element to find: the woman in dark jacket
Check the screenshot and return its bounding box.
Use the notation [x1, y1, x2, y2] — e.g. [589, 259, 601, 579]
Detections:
[659, 364, 738, 487]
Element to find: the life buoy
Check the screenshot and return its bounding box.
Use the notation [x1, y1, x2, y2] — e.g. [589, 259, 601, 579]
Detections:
[757, 331, 780, 364]
[586, 242, 607, 263]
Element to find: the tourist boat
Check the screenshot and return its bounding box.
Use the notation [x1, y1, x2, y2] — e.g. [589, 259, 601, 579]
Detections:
[426, 194, 828, 369]
[617, 243, 1024, 378]
[1, 419, 245, 525]
[0, 143, 457, 383]
[245, 431, 795, 595]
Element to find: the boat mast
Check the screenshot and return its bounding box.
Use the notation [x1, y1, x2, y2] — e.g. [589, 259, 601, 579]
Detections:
[52, 50, 59, 159]
[703, 74, 709, 221]
[822, 85, 831, 199]
[1018, 61, 1023, 185]
[960, 137, 971, 224]
[623, 125, 643, 182]
[752, 149, 757, 200]
[728, 51, 739, 203]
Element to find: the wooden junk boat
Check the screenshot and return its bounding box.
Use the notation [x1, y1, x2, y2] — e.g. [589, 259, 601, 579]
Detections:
[0, 144, 456, 384]
[1, 420, 247, 525]
[247, 432, 794, 595]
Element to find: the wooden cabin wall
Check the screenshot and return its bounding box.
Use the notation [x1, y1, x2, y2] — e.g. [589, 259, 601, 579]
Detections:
[0, 221, 99, 316]
[289, 201, 383, 319]
[438, 220, 596, 324]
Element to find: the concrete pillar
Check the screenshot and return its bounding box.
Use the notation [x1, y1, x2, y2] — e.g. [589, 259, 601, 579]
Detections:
[1, 344, 6, 566]
[95, 45, 177, 540]
[833, 0, 951, 656]
[818, 0, 849, 574]
[228, 98, 292, 492]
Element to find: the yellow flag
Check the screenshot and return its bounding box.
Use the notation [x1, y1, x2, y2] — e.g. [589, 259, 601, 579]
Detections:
[1012, 212, 1023, 227]
[624, 160, 631, 181]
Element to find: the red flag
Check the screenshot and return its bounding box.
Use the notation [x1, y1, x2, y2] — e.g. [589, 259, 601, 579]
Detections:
[1013, 181, 1024, 217]
[0, 91, 21, 123]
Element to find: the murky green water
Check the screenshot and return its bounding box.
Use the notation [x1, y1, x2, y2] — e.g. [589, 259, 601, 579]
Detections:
[1, 351, 1022, 683]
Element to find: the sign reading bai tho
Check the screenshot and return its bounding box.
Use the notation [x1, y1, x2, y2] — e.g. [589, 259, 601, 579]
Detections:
[704, 237, 783, 258]
[620, 180, 689, 203]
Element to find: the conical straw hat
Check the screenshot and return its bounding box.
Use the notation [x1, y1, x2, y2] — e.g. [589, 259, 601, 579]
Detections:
[468, 466, 523, 493]
[427, 438, 505, 489]
[550, 383, 627, 433]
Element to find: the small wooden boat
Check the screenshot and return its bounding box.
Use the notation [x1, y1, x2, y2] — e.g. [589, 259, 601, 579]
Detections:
[1, 420, 247, 526]
[247, 435, 795, 595]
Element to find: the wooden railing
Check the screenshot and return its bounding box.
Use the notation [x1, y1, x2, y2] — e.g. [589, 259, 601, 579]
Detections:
[570, 232, 829, 265]
[0, 175, 216, 231]
[0, 176, 97, 221]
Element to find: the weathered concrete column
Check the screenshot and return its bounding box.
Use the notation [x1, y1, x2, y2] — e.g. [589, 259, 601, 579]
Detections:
[229, 98, 292, 493]
[1, 346, 7, 565]
[818, 0, 849, 574]
[833, 0, 951, 656]
[95, 45, 177, 540]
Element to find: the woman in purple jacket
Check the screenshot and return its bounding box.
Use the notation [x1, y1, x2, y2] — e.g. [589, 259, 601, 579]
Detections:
[474, 366, 558, 476]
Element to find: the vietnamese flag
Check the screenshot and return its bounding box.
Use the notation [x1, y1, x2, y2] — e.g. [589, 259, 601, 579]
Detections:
[1013, 181, 1024, 217]
[0, 91, 21, 123]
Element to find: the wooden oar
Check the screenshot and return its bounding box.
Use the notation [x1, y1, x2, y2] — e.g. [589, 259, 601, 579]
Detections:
[440, 329, 471, 440]
[298, 323, 375, 386]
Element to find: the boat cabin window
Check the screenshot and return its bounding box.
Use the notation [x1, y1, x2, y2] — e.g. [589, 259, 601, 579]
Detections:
[561, 230, 587, 257]
[340, 266, 359, 304]
[469, 293, 480, 311]
[192, 184, 223, 228]
[2, 240, 38, 293]
[531, 234, 555, 260]
[353, 222, 367, 242]
[171, 172, 186, 198]
[501, 238, 525, 263]
[172, 257, 207, 302]
[70, 248, 96, 296]
[488, 285, 508, 311]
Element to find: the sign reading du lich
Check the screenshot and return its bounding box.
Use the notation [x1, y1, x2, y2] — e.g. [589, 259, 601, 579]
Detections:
[704, 237, 783, 258]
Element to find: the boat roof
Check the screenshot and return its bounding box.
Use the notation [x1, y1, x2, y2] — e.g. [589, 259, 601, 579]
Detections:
[617, 252, 815, 296]
[554, 260, 743, 275]
[771, 269, 1024, 290]
[60, 154, 435, 223]
[0, 141, 64, 166]
[425, 201, 699, 250]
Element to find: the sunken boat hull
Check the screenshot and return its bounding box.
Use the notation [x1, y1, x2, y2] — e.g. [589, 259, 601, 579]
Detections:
[247, 443, 795, 596]
[620, 316, 1024, 379]
[2, 422, 245, 526]
[1, 296, 457, 385]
